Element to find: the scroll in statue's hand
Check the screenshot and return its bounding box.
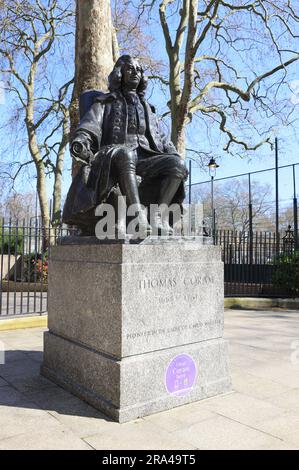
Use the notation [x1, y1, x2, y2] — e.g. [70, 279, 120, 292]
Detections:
[71, 135, 93, 165]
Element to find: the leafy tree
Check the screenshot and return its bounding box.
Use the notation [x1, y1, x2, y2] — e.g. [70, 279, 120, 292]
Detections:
[272, 250, 299, 297]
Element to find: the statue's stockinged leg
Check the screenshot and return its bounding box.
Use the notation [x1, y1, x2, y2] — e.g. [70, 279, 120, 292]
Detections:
[113, 149, 152, 237]
[152, 176, 182, 236]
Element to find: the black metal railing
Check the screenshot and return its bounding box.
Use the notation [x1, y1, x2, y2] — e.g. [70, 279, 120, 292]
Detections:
[0, 218, 73, 317]
[215, 227, 299, 298]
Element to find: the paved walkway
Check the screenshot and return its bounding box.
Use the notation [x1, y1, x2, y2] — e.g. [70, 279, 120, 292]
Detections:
[0, 309, 299, 450]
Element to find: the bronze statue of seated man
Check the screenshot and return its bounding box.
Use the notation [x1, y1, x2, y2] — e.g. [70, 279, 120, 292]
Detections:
[63, 54, 188, 237]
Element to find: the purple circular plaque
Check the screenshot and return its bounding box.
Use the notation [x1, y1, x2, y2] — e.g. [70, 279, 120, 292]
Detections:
[165, 354, 197, 396]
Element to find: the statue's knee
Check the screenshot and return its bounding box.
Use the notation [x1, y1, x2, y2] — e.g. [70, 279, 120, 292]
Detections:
[173, 158, 188, 180]
[116, 148, 135, 161]
[181, 162, 189, 179]
[113, 148, 136, 172]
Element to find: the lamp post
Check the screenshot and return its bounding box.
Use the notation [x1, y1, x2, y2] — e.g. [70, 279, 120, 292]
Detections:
[275, 137, 279, 255]
[248, 173, 253, 264]
[208, 158, 219, 243]
[188, 159, 192, 205]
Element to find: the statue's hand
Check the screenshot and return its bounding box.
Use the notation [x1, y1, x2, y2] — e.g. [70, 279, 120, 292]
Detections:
[71, 135, 93, 164]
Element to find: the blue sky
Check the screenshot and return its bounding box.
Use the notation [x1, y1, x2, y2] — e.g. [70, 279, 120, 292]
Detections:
[188, 129, 299, 211]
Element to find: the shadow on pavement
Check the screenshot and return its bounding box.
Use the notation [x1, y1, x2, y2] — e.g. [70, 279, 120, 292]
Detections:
[0, 350, 113, 422]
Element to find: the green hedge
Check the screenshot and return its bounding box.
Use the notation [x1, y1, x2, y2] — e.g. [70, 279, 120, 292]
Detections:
[272, 250, 299, 297]
[0, 227, 23, 254]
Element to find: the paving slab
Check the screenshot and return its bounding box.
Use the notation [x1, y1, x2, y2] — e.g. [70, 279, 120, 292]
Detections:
[194, 391, 285, 427]
[0, 428, 93, 450]
[48, 408, 123, 439]
[0, 402, 60, 441]
[251, 411, 299, 446]
[231, 370, 292, 400]
[171, 414, 283, 450]
[266, 389, 299, 412]
[83, 420, 197, 450]
[142, 400, 217, 432]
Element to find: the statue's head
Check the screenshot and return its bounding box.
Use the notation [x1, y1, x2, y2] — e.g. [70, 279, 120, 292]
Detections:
[108, 55, 147, 98]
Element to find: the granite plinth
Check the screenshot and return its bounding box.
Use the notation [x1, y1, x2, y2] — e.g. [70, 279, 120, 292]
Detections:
[41, 242, 231, 422]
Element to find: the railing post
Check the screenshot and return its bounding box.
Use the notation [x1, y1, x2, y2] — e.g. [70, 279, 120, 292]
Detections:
[275, 137, 280, 256]
[248, 173, 253, 264]
[293, 165, 298, 249]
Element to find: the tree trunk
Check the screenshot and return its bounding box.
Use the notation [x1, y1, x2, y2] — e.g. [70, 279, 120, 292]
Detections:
[70, 0, 115, 176]
[36, 160, 51, 249]
[26, 93, 50, 239]
[171, 111, 186, 158]
[52, 109, 70, 227]
[112, 26, 119, 62]
[76, 0, 114, 94]
[175, 127, 186, 157]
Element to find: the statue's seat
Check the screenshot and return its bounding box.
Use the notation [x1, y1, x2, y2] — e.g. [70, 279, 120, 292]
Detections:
[79, 89, 103, 120]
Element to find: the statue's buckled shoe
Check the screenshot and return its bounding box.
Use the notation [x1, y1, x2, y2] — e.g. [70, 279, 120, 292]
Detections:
[127, 210, 152, 239]
[151, 212, 174, 236]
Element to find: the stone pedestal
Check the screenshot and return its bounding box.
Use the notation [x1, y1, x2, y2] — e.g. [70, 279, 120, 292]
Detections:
[41, 242, 231, 423]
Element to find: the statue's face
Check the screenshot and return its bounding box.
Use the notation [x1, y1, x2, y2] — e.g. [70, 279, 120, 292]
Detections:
[122, 59, 142, 89]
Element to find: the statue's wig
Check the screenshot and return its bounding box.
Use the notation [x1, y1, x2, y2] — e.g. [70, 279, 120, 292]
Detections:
[108, 55, 148, 98]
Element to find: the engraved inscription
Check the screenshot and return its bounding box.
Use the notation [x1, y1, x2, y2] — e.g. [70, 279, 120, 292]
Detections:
[159, 293, 198, 305]
[138, 278, 177, 290]
[126, 319, 222, 340]
[138, 275, 214, 290]
[136, 274, 215, 306]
